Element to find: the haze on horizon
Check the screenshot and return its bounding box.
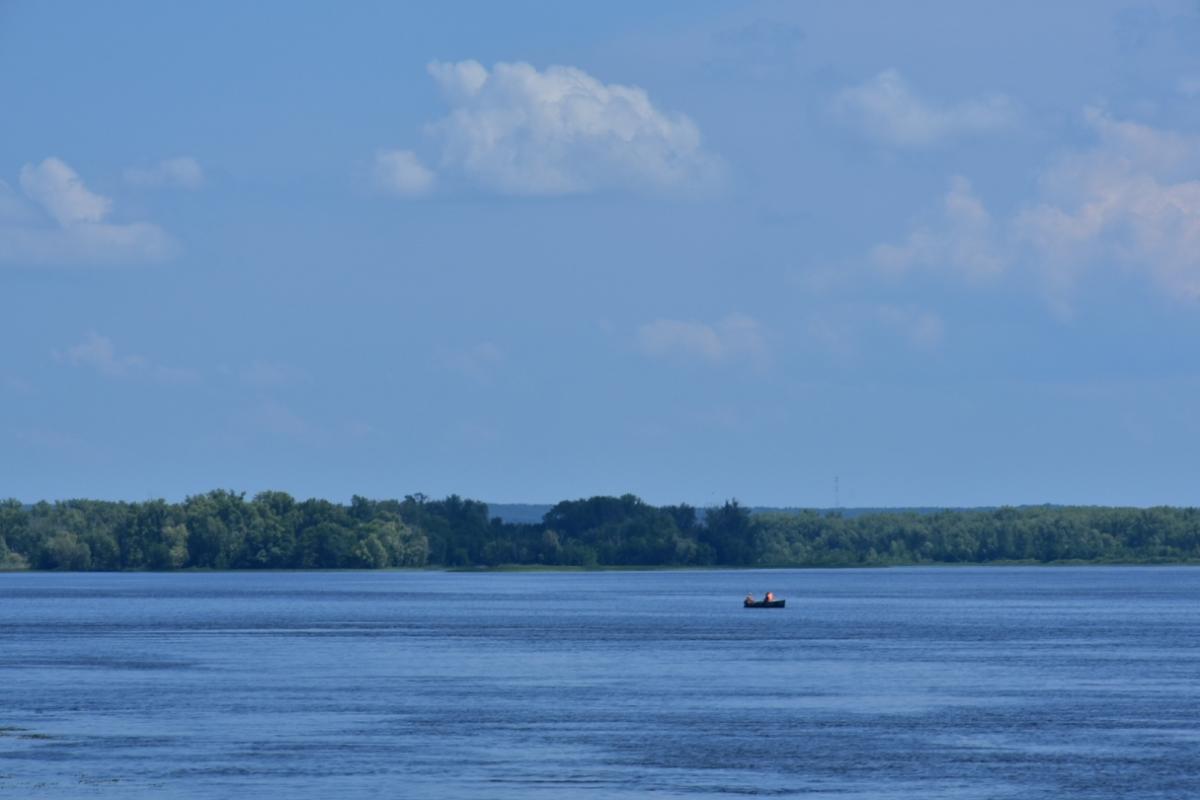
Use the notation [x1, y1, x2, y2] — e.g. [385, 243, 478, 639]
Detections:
[2, 1, 1199, 509]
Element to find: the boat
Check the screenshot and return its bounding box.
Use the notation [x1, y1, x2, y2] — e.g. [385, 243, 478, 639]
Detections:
[743, 598, 786, 608]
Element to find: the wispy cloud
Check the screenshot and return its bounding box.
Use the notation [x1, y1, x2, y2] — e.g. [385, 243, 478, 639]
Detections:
[342, 419, 376, 439]
[152, 365, 203, 384]
[373, 149, 436, 196]
[637, 314, 767, 368]
[58, 332, 198, 382]
[446, 417, 502, 447]
[441, 341, 505, 382]
[124, 156, 205, 189]
[0, 180, 31, 223]
[3, 376, 34, 395]
[422, 60, 722, 195]
[702, 19, 805, 81]
[226, 397, 370, 445]
[833, 69, 1017, 147]
[872, 175, 1005, 282]
[63, 332, 146, 377]
[252, 398, 313, 438]
[875, 305, 945, 350]
[240, 361, 310, 388]
[0, 158, 175, 265]
[1178, 75, 1200, 97]
[13, 427, 98, 460]
[805, 304, 946, 360]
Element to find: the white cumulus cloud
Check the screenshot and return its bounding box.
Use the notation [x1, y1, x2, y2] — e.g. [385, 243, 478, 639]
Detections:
[373, 149, 436, 196]
[868, 109, 1200, 308]
[124, 156, 205, 189]
[637, 314, 766, 367]
[428, 60, 489, 101]
[0, 158, 175, 265]
[423, 59, 721, 194]
[21, 158, 111, 225]
[1015, 109, 1200, 302]
[834, 69, 1017, 147]
[872, 175, 1006, 281]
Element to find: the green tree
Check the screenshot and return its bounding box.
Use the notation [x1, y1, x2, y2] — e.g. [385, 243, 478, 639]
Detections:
[39, 532, 92, 570]
[701, 500, 755, 565]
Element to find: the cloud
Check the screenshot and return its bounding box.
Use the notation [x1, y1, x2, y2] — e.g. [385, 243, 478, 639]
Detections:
[428, 60, 489, 101]
[875, 305, 945, 350]
[63, 332, 146, 376]
[833, 69, 1017, 147]
[0, 180, 32, 223]
[804, 314, 857, 360]
[1178, 76, 1200, 98]
[1014, 109, 1200, 302]
[0, 222, 177, 265]
[424, 60, 721, 194]
[21, 158, 110, 225]
[870, 110, 1200, 307]
[637, 314, 766, 367]
[59, 332, 197, 382]
[13, 427, 96, 460]
[805, 304, 945, 360]
[703, 19, 805, 81]
[252, 398, 313, 438]
[442, 341, 505, 381]
[151, 365, 202, 384]
[3, 376, 33, 395]
[240, 361, 310, 387]
[343, 419, 376, 439]
[446, 417, 502, 447]
[124, 157, 205, 189]
[373, 149, 436, 196]
[0, 158, 175, 265]
[872, 175, 1006, 281]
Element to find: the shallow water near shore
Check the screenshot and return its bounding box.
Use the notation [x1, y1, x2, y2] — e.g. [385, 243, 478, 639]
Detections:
[2, 567, 1198, 798]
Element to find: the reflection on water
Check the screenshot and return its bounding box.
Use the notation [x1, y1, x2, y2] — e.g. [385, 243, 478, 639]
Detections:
[1, 567, 1198, 798]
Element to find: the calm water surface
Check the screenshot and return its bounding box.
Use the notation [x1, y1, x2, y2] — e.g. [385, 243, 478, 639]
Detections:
[1, 567, 1198, 798]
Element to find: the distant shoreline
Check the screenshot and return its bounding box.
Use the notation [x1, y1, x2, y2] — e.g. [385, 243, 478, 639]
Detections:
[5, 560, 1200, 575]
[4, 493, 1199, 572]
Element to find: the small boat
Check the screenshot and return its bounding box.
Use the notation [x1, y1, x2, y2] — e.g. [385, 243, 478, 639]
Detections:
[744, 598, 786, 608]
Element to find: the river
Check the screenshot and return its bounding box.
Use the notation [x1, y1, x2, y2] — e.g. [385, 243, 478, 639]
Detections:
[1, 567, 1198, 798]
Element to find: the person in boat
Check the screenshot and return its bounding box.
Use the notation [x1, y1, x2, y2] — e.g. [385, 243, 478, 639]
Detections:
[745, 592, 755, 605]
[764, 591, 775, 602]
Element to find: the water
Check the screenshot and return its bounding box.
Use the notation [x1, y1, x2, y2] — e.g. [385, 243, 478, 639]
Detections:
[1, 567, 1198, 799]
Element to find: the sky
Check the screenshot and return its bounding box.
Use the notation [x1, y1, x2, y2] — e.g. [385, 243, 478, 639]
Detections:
[3, 0, 1200, 508]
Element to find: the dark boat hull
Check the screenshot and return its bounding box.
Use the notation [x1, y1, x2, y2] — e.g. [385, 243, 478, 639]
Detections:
[744, 599, 786, 608]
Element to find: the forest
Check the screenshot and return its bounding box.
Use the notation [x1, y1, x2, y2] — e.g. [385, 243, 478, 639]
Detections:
[1, 491, 1199, 571]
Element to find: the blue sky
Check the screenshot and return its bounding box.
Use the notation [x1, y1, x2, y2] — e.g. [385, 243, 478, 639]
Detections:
[3, 1, 1200, 507]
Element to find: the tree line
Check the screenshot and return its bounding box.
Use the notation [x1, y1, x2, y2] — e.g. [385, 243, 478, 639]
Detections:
[1, 491, 1199, 571]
